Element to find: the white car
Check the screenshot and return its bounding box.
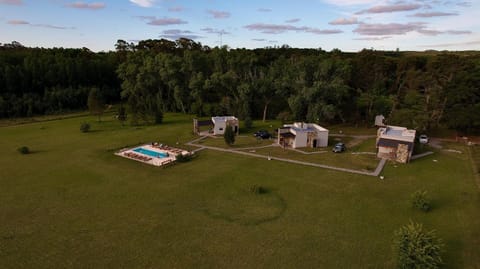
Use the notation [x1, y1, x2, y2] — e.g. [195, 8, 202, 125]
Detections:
[419, 134, 429, 144]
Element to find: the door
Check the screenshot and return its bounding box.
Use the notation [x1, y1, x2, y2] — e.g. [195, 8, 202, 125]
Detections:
[312, 139, 317, 148]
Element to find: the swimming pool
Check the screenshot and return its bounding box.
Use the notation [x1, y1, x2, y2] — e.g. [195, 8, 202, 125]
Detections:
[133, 147, 168, 158]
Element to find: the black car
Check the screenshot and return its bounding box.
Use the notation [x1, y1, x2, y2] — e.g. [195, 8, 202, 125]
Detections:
[253, 130, 271, 139]
[332, 142, 346, 153]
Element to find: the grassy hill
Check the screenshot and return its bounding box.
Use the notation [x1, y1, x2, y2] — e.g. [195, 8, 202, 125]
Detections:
[0, 113, 479, 268]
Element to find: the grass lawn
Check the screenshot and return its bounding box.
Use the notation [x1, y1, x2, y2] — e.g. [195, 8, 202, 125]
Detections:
[195, 135, 274, 149]
[1, 114, 479, 268]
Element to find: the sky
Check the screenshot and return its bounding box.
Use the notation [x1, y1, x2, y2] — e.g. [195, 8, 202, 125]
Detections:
[1, 0, 479, 52]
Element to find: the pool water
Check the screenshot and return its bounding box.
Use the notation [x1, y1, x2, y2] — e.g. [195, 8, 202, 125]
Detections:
[133, 147, 168, 158]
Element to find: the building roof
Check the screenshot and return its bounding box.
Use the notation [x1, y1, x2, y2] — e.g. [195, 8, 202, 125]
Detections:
[212, 116, 238, 123]
[283, 122, 328, 133]
[378, 125, 416, 143]
[280, 132, 295, 138]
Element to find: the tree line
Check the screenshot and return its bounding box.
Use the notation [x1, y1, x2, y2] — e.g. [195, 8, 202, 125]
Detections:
[0, 42, 120, 117]
[1, 39, 479, 133]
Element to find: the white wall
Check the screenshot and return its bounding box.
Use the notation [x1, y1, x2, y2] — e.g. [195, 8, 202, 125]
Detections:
[293, 131, 308, 148]
[315, 130, 329, 147]
[213, 121, 227, 135]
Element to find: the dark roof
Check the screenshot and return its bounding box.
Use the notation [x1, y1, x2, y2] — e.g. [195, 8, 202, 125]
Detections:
[280, 132, 295, 138]
[197, 120, 213, 126]
[377, 138, 414, 151]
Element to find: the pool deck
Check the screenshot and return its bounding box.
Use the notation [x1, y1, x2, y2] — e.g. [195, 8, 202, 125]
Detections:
[115, 144, 190, 167]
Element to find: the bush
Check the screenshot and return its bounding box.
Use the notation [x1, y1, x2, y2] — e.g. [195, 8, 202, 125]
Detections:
[393, 222, 443, 269]
[17, 146, 30, 154]
[80, 122, 91, 133]
[250, 184, 268, 194]
[175, 153, 193, 163]
[411, 190, 431, 212]
[117, 106, 127, 125]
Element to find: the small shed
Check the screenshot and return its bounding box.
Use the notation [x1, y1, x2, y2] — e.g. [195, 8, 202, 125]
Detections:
[375, 115, 386, 127]
[211, 116, 239, 135]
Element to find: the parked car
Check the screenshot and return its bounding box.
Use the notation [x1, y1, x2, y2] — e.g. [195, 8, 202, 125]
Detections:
[419, 134, 429, 144]
[332, 142, 346, 153]
[254, 130, 271, 139]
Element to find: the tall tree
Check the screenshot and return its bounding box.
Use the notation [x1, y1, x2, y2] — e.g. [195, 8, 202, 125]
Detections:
[223, 125, 235, 146]
[87, 87, 105, 122]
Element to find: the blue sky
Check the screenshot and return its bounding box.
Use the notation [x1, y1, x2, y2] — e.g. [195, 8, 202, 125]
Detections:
[1, 0, 479, 51]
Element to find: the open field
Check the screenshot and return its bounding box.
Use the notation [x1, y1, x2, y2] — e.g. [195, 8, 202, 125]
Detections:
[1, 114, 479, 268]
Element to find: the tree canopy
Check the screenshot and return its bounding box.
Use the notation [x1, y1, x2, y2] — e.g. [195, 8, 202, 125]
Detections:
[1, 39, 480, 133]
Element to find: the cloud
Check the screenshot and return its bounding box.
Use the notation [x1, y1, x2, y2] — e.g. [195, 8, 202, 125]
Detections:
[168, 6, 184, 12]
[354, 21, 472, 36]
[130, 0, 155, 8]
[354, 36, 392, 40]
[207, 10, 230, 19]
[446, 30, 471, 35]
[356, 3, 422, 14]
[159, 29, 203, 40]
[285, 18, 300, 23]
[245, 23, 305, 34]
[65, 2, 105, 10]
[456, 2, 471, 7]
[252, 38, 266, 41]
[7, 19, 29, 24]
[258, 8, 272, 12]
[7, 19, 75, 29]
[0, 0, 22, 5]
[417, 29, 444, 35]
[353, 22, 426, 35]
[329, 17, 359, 25]
[138, 16, 188, 26]
[306, 28, 343, 34]
[419, 39, 480, 48]
[322, 0, 378, 6]
[244, 23, 342, 35]
[410, 12, 458, 17]
[35, 24, 76, 30]
[200, 27, 230, 35]
[417, 28, 471, 36]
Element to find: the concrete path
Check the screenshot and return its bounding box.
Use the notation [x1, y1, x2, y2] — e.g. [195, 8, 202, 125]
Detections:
[411, 151, 434, 160]
[185, 137, 386, 177]
[372, 158, 387, 176]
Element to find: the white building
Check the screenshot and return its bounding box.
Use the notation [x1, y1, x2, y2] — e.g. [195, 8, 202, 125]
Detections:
[278, 122, 329, 148]
[376, 125, 416, 163]
[211, 116, 239, 135]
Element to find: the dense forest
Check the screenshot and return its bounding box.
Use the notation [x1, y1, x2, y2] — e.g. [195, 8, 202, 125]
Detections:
[1, 39, 479, 133]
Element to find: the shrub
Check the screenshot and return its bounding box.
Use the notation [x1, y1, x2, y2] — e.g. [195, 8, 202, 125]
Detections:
[80, 122, 91, 133]
[393, 222, 443, 269]
[250, 184, 268, 194]
[411, 190, 431, 212]
[117, 106, 127, 125]
[175, 153, 193, 163]
[17, 146, 30, 154]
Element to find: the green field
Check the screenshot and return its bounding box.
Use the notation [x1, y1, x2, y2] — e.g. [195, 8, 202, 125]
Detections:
[1, 114, 479, 268]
